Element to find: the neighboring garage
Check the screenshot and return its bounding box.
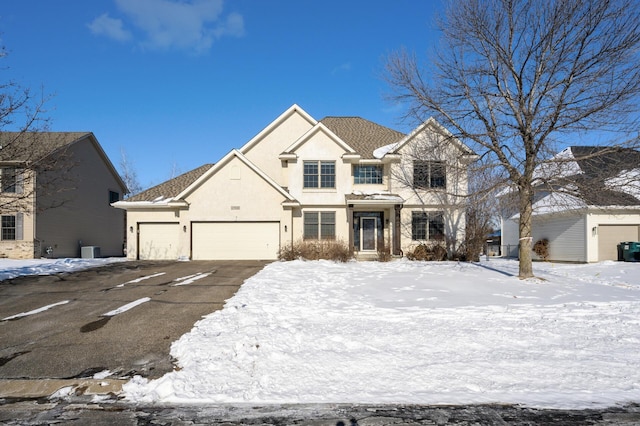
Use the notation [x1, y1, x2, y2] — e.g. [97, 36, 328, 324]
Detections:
[598, 224, 640, 261]
[191, 221, 280, 260]
[137, 222, 180, 260]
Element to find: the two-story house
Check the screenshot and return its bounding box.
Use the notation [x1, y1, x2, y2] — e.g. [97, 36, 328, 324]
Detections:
[0, 132, 127, 259]
[114, 105, 476, 260]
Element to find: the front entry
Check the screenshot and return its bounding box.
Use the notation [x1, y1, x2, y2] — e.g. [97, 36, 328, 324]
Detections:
[353, 212, 384, 252]
[361, 217, 377, 251]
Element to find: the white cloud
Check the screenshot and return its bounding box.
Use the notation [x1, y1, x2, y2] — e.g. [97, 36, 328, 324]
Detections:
[332, 62, 352, 75]
[105, 0, 245, 53]
[87, 13, 132, 42]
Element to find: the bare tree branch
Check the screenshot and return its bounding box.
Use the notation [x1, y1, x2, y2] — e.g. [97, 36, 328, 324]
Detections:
[385, 0, 640, 278]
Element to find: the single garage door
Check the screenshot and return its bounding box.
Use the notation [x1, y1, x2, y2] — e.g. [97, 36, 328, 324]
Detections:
[138, 222, 180, 260]
[598, 225, 640, 261]
[192, 222, 280, 260]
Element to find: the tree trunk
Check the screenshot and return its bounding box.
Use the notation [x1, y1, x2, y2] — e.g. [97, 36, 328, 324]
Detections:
[518, 187, 534, 278]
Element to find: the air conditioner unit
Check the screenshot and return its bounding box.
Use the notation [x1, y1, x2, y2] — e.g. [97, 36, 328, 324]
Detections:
[81, 246, 101, 259]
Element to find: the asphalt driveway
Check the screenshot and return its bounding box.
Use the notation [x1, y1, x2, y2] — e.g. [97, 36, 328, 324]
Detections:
[0, 260, 268, 381]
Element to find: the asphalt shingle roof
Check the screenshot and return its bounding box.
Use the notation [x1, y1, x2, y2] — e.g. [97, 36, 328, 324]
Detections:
[566, 146, 640, 206]
[126, 163, 214, 201]
[0, 132, 91, 162]
[320, 117, 405, 159]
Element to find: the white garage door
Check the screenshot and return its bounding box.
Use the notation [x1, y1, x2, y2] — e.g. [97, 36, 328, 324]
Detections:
[598, 225, 640, 261]
[192, 222, 280, 260]
[138, 223, 180, 260]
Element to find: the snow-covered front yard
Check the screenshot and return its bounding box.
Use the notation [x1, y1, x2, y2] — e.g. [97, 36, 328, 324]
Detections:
[1, 257, 638, 409]
[119, 258, 640, 409]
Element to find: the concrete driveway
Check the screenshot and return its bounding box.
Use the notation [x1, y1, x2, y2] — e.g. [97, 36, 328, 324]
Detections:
[0, 260, 268, 383]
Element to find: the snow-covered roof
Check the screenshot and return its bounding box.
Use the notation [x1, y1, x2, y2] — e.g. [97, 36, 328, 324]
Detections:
[346, 191, 404, 204]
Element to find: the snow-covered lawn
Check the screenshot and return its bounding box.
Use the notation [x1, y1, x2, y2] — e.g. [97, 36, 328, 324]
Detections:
[0, 257, 127, 281]
[120, 258, 640, 409]
[2, 257, 638, 408]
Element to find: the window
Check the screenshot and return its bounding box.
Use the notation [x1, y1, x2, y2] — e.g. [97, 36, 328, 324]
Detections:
[109, 191, 120, 203]
[413, 161, 446, 189]
[303, 161, 335, 188]
[2, 213, 24, 241]
[1, 167, 20, 193]
[303, 211, 336, 240]
[354, 165, 383, 184]
[411, 211, 445, 241]
[1, 215, 16, 240]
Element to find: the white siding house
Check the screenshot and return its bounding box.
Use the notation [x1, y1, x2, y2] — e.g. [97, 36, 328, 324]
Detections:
[501, 146, 640, 262]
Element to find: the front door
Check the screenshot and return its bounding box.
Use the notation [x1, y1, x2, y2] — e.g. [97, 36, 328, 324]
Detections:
[361, 217, 377, 251]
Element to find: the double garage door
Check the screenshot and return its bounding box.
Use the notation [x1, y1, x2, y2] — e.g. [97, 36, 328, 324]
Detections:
[192, 222, 280, 260]
[137, 222, 280, 260]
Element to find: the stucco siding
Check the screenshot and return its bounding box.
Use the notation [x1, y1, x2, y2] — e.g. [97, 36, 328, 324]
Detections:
[287, 132, 353, 206]
[399, 206, 465, 254]
[187, 156, 285, 221]
[242, 110, 314, 185]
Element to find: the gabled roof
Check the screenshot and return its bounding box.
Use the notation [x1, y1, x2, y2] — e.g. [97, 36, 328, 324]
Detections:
[0, 131, 90, 162]
[387, 117, 476, 158]
[557, 146, 640, 206]
[177, 149, 296, 202]
[0, 131, 127, 193]
[281, 122, 357, 156]
[125, 163, 214, 202]
[240, 104, 316, 155]
[320, 117, 405, 159]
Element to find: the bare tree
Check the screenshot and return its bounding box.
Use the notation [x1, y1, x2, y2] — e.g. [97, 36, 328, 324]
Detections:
[385, 0, 640, 278]
[390, 127, 475, 258]
[119, 148, 143, 197]
[0, 46, 77, 213]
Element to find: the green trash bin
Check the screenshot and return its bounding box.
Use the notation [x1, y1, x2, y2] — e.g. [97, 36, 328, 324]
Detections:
[620, 241, 640, 262]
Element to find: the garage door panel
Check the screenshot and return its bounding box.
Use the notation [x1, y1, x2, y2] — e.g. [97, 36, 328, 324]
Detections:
[192, 222, 279, 260]
[138, 223, 180, 260]
[598, 225, 640, 261]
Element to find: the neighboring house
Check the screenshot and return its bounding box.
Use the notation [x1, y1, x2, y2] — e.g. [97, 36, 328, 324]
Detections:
[0, 132, 128, 259]
[501, 146, 640, 262]
[114, 105, 476, 261]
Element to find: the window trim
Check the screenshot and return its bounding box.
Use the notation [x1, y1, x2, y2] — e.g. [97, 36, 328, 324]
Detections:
[109, 190, 120, 204]
[303, 160, 336, 189]
[413, 160, 446, 189]
[353, 164, 383, 185]
[303, 211, 336, 240]
[411, 210, 445, 241]
[1, 167, 23, 194]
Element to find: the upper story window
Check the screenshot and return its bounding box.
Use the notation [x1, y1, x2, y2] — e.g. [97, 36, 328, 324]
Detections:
[1, 167, 22, 193]
[303, 161, 335, 189]
[109, 191, 120, 203]
[413, 160, 446, 189]
[354, 165, 383, 184]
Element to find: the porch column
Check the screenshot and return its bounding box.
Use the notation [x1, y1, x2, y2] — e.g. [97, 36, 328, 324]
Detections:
[394, 204, 403, 256]
[347, 204, 354, 255]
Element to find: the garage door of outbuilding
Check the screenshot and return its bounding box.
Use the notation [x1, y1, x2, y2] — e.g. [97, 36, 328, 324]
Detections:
[137, 222, 180, 260]
[598, 225, 640, 261]
[191, 222, 280, 260]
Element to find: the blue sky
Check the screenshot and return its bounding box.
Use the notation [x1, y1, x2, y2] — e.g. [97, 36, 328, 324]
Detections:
[1, 0, 443, 189]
